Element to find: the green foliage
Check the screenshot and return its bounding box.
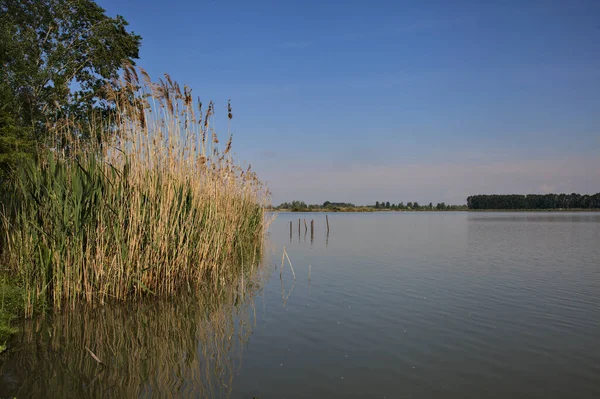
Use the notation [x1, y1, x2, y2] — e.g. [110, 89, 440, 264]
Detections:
[3, 135, 265, 315]
[276, 200, 308, 211]
[0, 73, 34, 179]
[0, 274, 24, 351]
[1, 70, 268, 315]
[467, 193, 600, 210]
[273, 200, 467, 212]
[0, 111, 33, 181]
[0, 0, 141, 176]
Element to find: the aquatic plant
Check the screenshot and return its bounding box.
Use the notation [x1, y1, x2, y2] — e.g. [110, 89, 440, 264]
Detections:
[1, 65, 270, 315]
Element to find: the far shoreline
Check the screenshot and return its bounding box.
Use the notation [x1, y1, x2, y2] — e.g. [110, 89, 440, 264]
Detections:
[467, 208, 600, 212]
[267, 208, 600, 213]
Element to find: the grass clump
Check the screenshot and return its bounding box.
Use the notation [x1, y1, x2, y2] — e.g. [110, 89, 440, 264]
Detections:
[0, 275, 23, 352]
[0, 65, 269, 316]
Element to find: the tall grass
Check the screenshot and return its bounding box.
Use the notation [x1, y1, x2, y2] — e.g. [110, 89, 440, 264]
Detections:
[1, 65, 270, 315]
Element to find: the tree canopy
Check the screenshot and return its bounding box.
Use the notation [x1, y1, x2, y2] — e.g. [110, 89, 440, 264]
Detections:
[273, 200, 466, 212]
[467, 193, 600, 210]
[0, 0, 141, 177]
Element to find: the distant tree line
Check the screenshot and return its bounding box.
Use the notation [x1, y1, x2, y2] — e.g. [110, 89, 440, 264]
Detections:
[276, 201, 311, 211]
[273, 200, 467, 212]
[467, 193, 600, 210]
[374, 201, 466, 211]
[274, 201, 359, 212]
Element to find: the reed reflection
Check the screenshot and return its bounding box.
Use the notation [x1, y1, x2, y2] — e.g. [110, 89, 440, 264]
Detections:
[0, 265, 269, 398]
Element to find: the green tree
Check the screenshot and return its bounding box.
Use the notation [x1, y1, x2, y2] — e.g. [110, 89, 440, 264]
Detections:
[466, 193, 600, 210]
[290, 200, 307, 211]
[0, 0, 141, 173]
[375, 201, 379, 209]
[385, 201, 390, 208]
[0, 81, 33, 180]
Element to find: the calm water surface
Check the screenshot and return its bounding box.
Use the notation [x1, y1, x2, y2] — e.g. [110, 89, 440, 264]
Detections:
[1, 212, 599, 398]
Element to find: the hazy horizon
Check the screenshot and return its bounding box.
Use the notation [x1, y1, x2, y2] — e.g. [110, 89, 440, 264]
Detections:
[98, 0, 600, 205]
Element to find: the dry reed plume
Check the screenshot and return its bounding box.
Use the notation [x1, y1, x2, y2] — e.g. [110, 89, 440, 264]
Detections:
[1, 64, 270, 315]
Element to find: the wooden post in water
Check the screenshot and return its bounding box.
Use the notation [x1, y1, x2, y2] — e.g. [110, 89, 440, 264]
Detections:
[326, 214, 330, 234]
[311, 219, 314, 241]
[290, 221, 292, 238]
[298, 218, 301, 237]
[304, 218, 308, 233]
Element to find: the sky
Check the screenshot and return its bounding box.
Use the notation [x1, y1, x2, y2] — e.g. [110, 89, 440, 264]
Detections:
[98, 0, 600, 205]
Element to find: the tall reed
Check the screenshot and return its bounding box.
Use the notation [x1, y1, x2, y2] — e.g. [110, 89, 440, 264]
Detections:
[1, 65, 270, 315]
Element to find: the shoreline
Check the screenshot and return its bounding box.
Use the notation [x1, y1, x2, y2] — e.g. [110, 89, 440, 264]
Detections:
[267, 208, 600, 213]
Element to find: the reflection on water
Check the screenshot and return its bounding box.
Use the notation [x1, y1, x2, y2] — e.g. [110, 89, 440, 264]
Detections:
[287, 215, 330, 248]
[469, 212, 600, 223]
[1, 212, 599, 398]
[0, 265, 271, 398]
[235, 212, 599, 399]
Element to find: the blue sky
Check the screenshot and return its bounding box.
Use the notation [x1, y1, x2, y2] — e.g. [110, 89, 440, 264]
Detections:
[99, 0, 600, 205]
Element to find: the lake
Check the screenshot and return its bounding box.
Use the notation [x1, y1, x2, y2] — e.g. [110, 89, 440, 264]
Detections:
[1, 212, 599, 398]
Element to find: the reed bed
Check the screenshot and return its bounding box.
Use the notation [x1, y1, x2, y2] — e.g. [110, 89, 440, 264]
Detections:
[1, 65, 270, 315]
